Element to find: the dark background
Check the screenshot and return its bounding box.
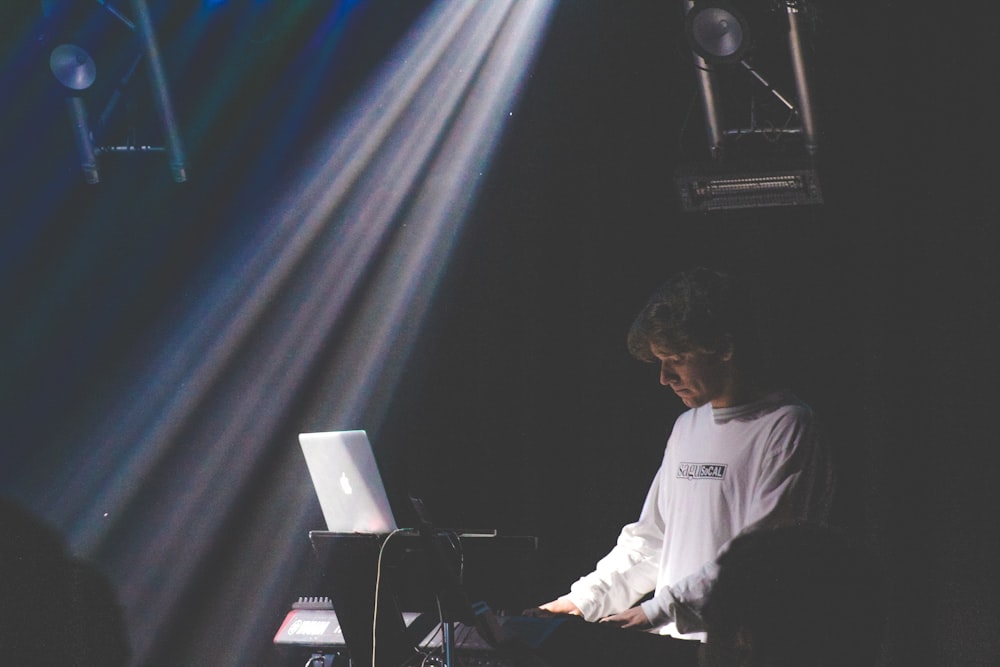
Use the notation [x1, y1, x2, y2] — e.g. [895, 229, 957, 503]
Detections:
[2, 1, 999, 665]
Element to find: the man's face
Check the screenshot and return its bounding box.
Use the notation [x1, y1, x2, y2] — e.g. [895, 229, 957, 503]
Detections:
[650, 343, 735, 408]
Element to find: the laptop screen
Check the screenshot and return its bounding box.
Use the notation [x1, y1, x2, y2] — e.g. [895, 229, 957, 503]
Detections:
[299, 430, 398, 533]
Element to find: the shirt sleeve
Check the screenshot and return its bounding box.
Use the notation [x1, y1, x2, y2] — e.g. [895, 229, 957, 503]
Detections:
[641, 408, 835, 633]
[744, 409, 835, 530]
[560, 463, 667, 621]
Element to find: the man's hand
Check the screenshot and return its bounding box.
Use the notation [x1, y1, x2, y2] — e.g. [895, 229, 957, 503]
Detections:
[522, 599, 583, 617]
[598, 606, 651, 630]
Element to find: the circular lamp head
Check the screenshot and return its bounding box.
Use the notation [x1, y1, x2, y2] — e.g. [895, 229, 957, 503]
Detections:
[685, 3, 751, 65]
[49, 44, 97, 91]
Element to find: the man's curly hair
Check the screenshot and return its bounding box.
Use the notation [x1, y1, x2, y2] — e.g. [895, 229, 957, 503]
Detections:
[627, 268, 762, 369]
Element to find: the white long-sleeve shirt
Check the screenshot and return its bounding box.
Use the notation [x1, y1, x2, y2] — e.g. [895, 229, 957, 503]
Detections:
[563, 390, 834, 640]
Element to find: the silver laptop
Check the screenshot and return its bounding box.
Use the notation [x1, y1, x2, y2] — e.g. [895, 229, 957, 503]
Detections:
[299, 430, 398, 533]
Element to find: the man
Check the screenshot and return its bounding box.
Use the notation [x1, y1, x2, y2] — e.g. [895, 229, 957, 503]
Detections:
[535, 267, 835, 640]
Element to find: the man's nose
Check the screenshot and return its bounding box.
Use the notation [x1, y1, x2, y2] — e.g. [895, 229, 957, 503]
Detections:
[659, 363, 678, 385]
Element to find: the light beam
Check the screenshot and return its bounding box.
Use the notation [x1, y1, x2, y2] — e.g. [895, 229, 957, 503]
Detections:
[9, 1, 555, 664]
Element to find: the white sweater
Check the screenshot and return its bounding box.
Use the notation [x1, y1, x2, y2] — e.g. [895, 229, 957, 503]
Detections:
[563, 390, 834, 640]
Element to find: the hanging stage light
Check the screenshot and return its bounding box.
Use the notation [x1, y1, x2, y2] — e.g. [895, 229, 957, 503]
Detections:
[684, 2, 751, 64]
[675, 159, 823, 212]
[677, 0, 823, 211]
[44, 1, 187, 184]
[49, 44, 97, 90]
[50, 44, 101, 184]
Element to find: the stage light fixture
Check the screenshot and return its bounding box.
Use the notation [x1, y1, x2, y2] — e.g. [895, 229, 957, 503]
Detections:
[674, 159, 822, 211]
[49, 44, 98, 90]
[684, 2, 751, 64]
[677, 0, 823, 211]
[50, 44, 101, 184]
[45, 0, 187, 183]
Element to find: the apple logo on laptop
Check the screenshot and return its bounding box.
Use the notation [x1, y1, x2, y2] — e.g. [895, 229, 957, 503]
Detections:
[339, 472, 353, 495]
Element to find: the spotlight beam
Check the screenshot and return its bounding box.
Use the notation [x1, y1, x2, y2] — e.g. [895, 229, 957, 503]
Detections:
[17, 2, 556, 663]
[33, 2, 478, 543]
